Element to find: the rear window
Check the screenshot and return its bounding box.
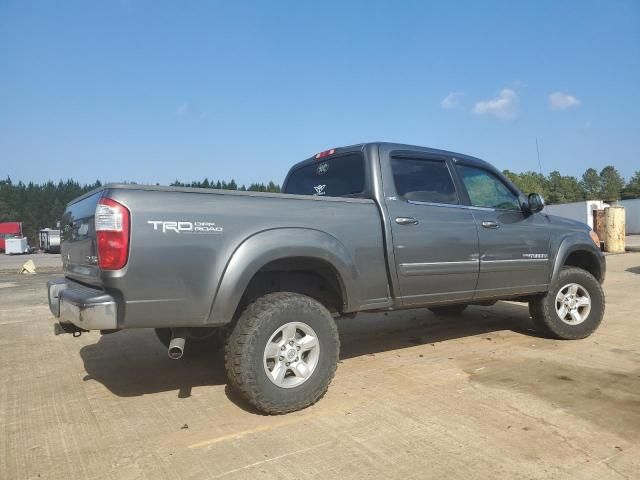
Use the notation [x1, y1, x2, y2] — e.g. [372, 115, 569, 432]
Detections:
[61, 191, 101, 242]
[284, 154, 365, 198]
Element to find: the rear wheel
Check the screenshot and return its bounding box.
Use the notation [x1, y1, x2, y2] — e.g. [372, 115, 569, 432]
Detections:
[154, 327, 224, 355]
[428, 304, 468, 317]
[529, 267, 605, 339]
[225, 292, 340, 414]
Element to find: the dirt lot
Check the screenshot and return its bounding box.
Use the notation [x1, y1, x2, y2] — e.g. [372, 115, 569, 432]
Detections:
[1, 254, 639, 480]
[0, 252, 62, 273]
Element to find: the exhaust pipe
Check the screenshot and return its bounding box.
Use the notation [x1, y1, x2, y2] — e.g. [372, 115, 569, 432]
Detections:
[168, 329, 187, 360]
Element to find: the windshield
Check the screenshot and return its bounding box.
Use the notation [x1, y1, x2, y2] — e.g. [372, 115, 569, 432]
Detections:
[284, 154, 365, 198]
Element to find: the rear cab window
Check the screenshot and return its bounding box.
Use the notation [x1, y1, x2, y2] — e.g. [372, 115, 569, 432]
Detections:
[284, 154, 365, 198]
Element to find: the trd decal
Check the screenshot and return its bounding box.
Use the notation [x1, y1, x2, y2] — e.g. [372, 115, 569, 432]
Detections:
[147, 220, 223, 234]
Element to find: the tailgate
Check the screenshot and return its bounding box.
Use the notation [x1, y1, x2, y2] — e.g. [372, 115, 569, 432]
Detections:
[60, 190, 103, 285]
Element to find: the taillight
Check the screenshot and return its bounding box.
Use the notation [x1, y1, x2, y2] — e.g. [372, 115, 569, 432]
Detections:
[95, 197, 130, 270]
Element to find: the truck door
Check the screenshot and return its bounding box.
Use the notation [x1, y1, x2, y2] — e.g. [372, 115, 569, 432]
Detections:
[381, 152, 480, 307]
[453, 163, 551, 297]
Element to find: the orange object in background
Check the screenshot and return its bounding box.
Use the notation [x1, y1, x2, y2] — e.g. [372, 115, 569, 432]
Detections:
[592, 210, 606, 249]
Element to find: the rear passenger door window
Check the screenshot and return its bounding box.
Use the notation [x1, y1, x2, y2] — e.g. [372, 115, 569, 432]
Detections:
[384, 154, 479, 305]
[390, 158, 458, 204]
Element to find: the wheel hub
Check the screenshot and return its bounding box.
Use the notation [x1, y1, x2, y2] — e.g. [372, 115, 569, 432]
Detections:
[555, 283, 591, 326]
[263, 321, 320, 389]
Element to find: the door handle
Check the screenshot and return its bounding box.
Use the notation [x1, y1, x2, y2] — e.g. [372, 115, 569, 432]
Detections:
[395, 216, 419, 225]
[482, 220, 500, 229]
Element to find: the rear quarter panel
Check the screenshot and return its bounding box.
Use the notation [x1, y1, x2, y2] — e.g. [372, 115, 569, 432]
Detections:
[102, 188, 388, 328]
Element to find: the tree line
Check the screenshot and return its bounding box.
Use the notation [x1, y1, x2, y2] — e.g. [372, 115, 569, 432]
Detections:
[0, 179, 103, 248]
[503, 166, 639, 204]
[169, 178, 280, 193]
[0, 167, 638, 248]
[0, 177, 280, 247]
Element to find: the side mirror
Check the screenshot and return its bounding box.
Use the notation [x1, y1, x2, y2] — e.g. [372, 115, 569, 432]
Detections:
[527, 193, 545, 213]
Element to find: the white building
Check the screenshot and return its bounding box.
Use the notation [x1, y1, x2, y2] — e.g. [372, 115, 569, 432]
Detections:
[544, 199, 640, 234]
[544, 200, 608, 230]
[619, 198, 640, 234]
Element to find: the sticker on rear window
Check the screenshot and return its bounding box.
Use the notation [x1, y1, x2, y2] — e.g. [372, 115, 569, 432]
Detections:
[316, 162, 329, 175]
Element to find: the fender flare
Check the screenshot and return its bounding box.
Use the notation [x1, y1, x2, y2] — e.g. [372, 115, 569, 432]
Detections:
[207, 228, 360, 324]
[551, 233, 605, 284]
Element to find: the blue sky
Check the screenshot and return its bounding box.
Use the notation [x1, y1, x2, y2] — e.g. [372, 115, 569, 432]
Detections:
[1, 0, 639, 186]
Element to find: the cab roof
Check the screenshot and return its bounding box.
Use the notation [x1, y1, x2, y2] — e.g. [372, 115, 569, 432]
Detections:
[290, 142, 495, 172]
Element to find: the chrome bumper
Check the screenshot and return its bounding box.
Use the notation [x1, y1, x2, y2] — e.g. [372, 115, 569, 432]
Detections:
[47, 278, 117, 331]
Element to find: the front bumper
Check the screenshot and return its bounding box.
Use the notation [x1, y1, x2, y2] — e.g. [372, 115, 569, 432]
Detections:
[47, 277, 117, 331]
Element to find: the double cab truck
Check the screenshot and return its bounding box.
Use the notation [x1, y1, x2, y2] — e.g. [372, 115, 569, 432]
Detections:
[47, 143, 606, 414]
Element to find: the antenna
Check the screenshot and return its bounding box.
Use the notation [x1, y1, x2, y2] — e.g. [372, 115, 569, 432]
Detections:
[535, 138, 543, 174]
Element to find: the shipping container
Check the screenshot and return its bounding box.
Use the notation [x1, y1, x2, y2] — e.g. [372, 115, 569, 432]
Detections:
[5, 237, 29, 255]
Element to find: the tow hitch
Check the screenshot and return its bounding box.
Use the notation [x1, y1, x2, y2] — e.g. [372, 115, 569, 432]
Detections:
[54, 322, 87, 337]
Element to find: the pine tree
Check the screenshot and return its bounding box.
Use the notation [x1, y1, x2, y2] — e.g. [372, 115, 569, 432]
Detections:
[621, 171, 640, 199]
[580, 168, 601, 199]
[599, 166, 625, 201]
[267, 181, 280, 193]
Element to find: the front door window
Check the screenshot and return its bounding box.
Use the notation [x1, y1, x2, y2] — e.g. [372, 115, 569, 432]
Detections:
[456, 165, 520, 211]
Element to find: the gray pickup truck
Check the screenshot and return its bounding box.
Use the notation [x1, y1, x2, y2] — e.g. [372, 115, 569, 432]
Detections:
[48, 142, 605, 413]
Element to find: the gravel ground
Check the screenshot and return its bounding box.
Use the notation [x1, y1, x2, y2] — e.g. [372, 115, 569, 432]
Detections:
[0, 252, 62, 272]
[0, 254, 639, 479]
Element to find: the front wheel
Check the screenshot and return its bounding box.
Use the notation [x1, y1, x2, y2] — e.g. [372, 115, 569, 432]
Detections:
[529, 267, 605, 339]
[225, 292, 340, 414]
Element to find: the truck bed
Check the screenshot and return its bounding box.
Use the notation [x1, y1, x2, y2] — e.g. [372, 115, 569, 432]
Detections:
[60, 185, 390, 328]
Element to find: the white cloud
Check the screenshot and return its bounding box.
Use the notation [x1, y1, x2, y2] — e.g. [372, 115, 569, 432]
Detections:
[175, 102, 190, 116]
[440, 92, 464, 109]
[175, 102, 206, 118]
[549, 92, 581, 110]
[472, 88, 517, 119]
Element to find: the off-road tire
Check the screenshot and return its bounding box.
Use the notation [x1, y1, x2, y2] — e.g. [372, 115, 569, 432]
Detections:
[224, 292, 340, 414]
[428, 304, 468, 316]
[529, 267, 605, 339]
[155, 328, 224, 355]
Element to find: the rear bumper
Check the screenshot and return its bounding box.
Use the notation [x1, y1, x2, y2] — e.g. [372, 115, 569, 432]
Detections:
[47, 277, 117, 331]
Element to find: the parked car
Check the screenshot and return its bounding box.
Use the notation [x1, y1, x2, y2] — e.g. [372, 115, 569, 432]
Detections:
[47, 143, 605, 413]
